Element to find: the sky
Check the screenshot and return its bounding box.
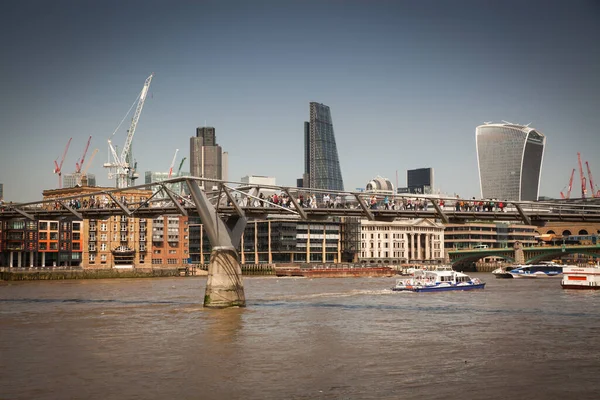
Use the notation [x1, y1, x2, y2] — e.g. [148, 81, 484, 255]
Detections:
[1, 0, 599, 201]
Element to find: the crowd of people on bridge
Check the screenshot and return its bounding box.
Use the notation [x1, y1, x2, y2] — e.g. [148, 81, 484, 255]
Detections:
[1, 190, 512, 215]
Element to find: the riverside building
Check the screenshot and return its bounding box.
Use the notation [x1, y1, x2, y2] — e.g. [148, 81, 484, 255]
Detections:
[476, 122, 546, 201]
[444, 222, 538, 251]
[359, 219, 445, 265]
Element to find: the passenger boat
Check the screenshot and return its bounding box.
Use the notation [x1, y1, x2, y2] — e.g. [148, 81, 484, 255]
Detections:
[507, 261, 564, 279]
[392, 269, 485, 292]
[561, 263, 600, 290]
[491, 266, 514, 279]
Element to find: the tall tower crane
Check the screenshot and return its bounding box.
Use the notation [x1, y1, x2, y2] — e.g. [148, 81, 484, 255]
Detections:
[168, 149, 179, 179]
[560, 169, 575, 200]
[103, 73, 153, 188]
[79, 148, 99, 186]
[75, 136, 92, 173]
[577, 152, 587, 199]
[585, 161, 600, 198]
[53, 137, 72, 189]
[176, 157, 187, 177]
[176, 156, 187, 195]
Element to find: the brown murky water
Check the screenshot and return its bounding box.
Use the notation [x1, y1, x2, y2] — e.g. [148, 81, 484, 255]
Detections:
[1, 274, 599, 400]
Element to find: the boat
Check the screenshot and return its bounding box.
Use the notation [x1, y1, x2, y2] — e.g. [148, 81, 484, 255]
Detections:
[561, 263, 600, 290]
[275, 265, 394, 278]
[507, 261, 564, 279]
[392, 269, 485, 292]
[492, 266, 514, 279]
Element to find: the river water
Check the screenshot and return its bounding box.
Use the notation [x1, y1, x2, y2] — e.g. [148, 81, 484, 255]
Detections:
[1, 274, 599, 400]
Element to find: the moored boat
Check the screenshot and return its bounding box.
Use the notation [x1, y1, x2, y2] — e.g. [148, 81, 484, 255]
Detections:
[561, 264, 600, 290]
[392, 269, 485, 292]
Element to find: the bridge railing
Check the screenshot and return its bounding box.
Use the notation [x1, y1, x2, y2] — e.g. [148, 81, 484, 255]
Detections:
[3, 176, 600, 223]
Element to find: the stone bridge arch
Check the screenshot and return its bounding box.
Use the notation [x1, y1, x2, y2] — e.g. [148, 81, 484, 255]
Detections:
[449, 251, 515, 268]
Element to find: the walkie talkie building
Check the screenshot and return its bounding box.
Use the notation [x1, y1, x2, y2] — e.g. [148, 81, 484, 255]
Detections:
[303, 102, 344, 191]
[476, 122, 546, 201]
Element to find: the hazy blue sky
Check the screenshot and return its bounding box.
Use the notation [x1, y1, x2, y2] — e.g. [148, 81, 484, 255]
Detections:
[1, 0, 599, 201]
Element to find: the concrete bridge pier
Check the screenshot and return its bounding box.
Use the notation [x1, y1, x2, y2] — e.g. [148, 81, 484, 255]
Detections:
[187, 179, 247, 308]
[204, 247, 245, 308]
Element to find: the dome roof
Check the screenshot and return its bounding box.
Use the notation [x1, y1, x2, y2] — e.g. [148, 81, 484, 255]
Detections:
[366, 176, 394, 192]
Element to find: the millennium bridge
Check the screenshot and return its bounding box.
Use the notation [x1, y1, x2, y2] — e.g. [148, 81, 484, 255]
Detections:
[2, 177, 600, 308]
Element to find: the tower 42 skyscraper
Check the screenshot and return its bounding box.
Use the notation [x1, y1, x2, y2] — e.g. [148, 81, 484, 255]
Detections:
[476, 122, 546, 201]
[304, 102, 344, 191]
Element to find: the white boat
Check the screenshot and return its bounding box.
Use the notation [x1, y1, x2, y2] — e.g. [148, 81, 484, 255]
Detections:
[561, 263, 600, 290]
[392, 269, 485, 292]
[491, 266, 514, 279]
[507, 261, 565, 278]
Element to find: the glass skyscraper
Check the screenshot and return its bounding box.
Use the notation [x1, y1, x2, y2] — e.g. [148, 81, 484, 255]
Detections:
[304, 102, 344, 191]
[476, 122, 546, 201]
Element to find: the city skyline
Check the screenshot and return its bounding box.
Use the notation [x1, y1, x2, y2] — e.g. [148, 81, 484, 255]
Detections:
[1, 1, 599, 201]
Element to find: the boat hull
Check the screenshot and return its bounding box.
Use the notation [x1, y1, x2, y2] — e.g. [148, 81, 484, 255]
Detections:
[392, 283, 486, 292]
[493, 273, 513, 279]
[561, 266, 600, 290]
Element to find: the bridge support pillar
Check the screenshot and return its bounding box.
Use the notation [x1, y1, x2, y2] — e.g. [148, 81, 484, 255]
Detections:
[204, 248, 246, 308]
[187, 179, 247, 308]
[514, 242, 525, 265]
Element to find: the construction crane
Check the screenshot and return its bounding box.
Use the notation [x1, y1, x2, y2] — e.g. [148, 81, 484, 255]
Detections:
[585, 161, 600, 198]
[53, 137, 72, 189]
[103, 73, 153, 188]
[560, 169, 575, 200]
[577, 152, 587, 199]
[79, 148, 99, 186]
[75, 136, 92, 173]
[176, 157, 187, 195]
[167, 149, 179, 179]
[176, 157, 186, 177]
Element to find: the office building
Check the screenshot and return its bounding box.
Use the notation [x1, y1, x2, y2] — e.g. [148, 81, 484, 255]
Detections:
[303, 102, 344, 191]
[0, 183, 3, 201]
[444, 223, 537, 251]
[62, 173, 96, 188]
[190, 126, 223, 186]
[407, 168, 434, 194]
[476, 122, 546, 201]
[145, 171, 189, 198]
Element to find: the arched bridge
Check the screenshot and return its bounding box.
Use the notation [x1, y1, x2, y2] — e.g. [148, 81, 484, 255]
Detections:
[448, 244, 600, 266]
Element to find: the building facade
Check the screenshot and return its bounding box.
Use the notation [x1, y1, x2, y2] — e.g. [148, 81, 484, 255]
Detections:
[145, 171, 189, 198]
[303, 102, 344, 191]
[190, 218, 361, 265]
[444, 222, 538, 251]
[0, 183, 4, 201]
[365, 176, 394, 195]
[190, 126, 223, 186]
[407, 168, 434, 194]
[42, 186, 154, 269]
[476, 122, 546, 201]
[151, 215, 189, 266]
[0, 218, 83, 268]
[63, 173, 97, 188]
[360, 219, 445, 264]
